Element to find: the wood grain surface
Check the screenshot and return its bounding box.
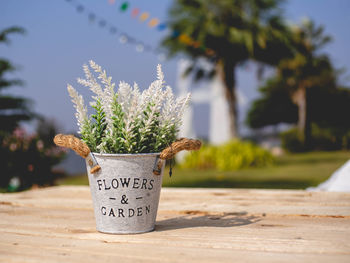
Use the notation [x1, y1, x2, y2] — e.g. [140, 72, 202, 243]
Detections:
[1, 186, 349, 262]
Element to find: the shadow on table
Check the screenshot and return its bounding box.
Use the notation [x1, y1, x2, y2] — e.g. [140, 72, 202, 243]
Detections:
[155, 211, 260, 231]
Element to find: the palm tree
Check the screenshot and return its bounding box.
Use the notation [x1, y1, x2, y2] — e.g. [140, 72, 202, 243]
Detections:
[246, 77, 298, 129]
[162, 0, 291, 138]
[0, 26, 36, 188]
[276, 20, 335, 146]
[0, 26, 33, 136]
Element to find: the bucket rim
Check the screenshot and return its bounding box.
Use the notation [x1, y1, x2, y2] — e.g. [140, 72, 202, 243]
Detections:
[91, 152, 161, 158]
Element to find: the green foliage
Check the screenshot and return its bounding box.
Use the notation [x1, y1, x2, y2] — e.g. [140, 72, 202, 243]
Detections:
[0, 26, 65, 191]
[0, 121, 67, 191]
[281, 125, 350, 153]
[248, 20, 350, 152]
[70, 62, 189, 154]
[59, 151, 350, 190]
[83, 99, 108, 152]
[0, 26, 33, 134]
[137, 102, 160, 153]
[310, 125, 345, 151]
[97, 99, 175, 154]
[181, 140, 274, 171]
[162, 0, 292, 136]
[162, 0, 291, 63]
[249, 83, 350, 152]
[280, 128, 305, 153]
[80, 119, 96, 151]
[310, 87, 350, 132]
[246, 77, 298, 128]
[154, 122, 176, 153]
[91, 99, 107, 146]
[97, 94, 126, 153]
[247, 21, 336, 128]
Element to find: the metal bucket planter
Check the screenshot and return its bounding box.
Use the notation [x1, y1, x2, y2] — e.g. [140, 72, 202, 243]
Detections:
[54, 134, 201, 234]
[86, 153, 164, 234]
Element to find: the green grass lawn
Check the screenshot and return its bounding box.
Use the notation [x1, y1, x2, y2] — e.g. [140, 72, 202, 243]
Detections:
[57, 151, 350, 189]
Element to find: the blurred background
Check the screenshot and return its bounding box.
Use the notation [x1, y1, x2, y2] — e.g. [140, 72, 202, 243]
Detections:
[1, 0, 350, 192]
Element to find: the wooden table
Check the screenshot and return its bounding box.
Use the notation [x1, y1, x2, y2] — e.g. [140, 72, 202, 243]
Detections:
[0, 186, 349, 262]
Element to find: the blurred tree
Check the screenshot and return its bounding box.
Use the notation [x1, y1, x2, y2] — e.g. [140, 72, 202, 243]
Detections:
[276, 20, 335, 147]
[0, 26, 33, 188]
[2, 120, 67, 191]
[162, 0, 292, 138]
[0, 26, 34, 135]
[0, 26, 66, 191]
[247, 78, 350, 149]
[309, 86, 350, 149]
[247, 20, 350, 150]
[247, 77, 298, 128]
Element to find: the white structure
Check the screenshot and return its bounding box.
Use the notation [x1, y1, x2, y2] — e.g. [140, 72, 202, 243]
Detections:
[177, 59, 196, 140]
[308, 160, 350, 192]
[177, 58, 232, 145]
[208, 70, 232, 144]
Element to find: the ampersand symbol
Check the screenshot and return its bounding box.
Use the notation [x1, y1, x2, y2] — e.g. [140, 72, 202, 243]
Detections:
[120, 195, 128, 204]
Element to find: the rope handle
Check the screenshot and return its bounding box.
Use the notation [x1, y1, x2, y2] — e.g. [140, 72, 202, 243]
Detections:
[153, 138, 202, 175]
[53, 134, 201, 176]
[53, 134, 101, 174]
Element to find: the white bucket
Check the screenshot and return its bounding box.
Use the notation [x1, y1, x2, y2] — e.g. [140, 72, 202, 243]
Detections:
[86, 153, 164, 234]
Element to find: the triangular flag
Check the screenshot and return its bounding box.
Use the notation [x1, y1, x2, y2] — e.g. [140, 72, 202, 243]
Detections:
[139, 12, 150, 22]
[157, 23, 167, 31]
[148, 18, 159, 27]
[120, 2, 129, 12]
[131, 8, 139, 18]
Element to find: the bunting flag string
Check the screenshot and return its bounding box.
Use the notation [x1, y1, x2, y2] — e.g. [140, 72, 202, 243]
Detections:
[64, 0, 166, 60]
[66, 0, 215, 58]
[111, 0, 215, 57]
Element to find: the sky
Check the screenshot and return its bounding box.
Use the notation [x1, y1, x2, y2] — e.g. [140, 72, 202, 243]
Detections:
[1, 0, 350, 138]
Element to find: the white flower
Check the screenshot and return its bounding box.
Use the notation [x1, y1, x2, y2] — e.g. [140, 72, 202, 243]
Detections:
[67, 84, 88, 134]
[67, 62, 191, 153]
[77, 64, 104, 100]
[89, 60, 115, 96]
[89, 60, 115, 127]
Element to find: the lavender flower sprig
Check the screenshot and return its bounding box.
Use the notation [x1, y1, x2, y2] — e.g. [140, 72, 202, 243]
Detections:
[67, 61, 190, 154]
